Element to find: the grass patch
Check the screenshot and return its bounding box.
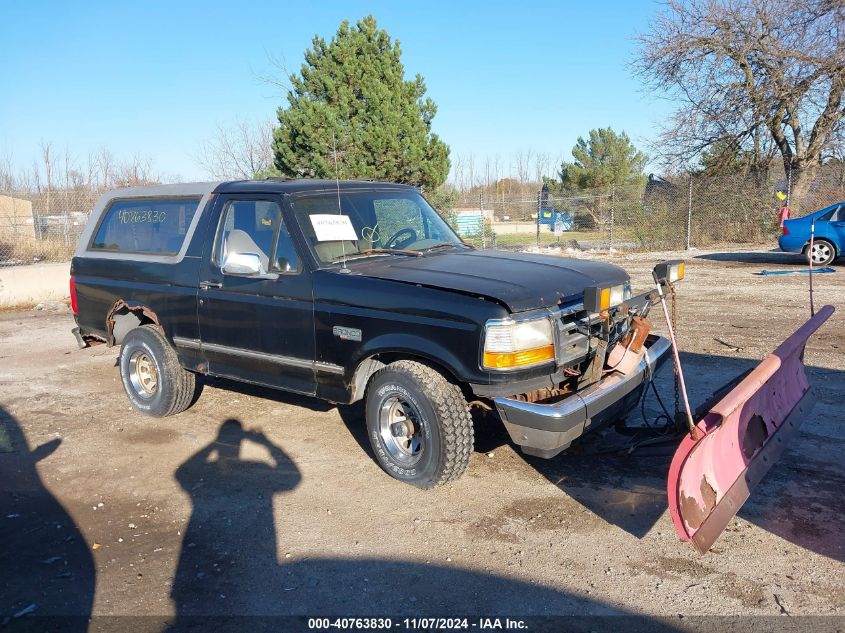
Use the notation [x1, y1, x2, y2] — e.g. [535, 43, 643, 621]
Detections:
[0, 234, 76, 265]
[464, 229, 608, 249]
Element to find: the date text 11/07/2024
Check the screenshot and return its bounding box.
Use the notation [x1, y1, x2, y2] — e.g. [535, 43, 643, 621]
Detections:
[307, 617, 528, 630]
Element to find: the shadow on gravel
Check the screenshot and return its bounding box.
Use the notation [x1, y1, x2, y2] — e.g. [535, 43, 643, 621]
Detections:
[693, 250, 806, 265]
[329, 352, 844, 560]
[518, 352, 845, 561]
[170, 418, 302, 617]
[735, 363, 845, 564]
[171, 354, 844, 564]
[336, 402, 373, 459]
[522, 438, 670, 540]
[198, 375, 337, 413]
[0, 406, 95, 629]
[164, 417, 684, 630]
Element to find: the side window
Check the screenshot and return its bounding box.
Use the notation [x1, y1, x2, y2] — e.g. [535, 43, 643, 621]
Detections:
[215, 199, 300, 274]
[272, 222, 302, 273]
[91, 197, 200, 254]
[819, 207, 837, 221]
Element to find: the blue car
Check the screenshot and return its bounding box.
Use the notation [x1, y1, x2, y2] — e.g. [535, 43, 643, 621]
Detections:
[779, 201, 845, 266]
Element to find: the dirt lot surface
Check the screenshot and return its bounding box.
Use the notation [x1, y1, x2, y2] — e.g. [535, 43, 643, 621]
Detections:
[1, 248, 843, 629]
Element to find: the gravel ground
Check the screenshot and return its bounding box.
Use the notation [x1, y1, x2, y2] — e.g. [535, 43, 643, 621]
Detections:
[0, 247, 843, 629]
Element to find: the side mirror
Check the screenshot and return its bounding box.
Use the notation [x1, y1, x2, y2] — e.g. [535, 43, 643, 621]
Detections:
[222, 251, 264, 276]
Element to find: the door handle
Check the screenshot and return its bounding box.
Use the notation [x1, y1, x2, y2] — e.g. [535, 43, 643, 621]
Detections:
[199, 280, 222, 290]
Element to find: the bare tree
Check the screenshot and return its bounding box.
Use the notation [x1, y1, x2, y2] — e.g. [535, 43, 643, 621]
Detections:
[39, 142, 56, 213]
[482, 155, 491, 192]
[466, 153, 477, 191]
[111, 154, 160, 188]
[40, 142, 55, 193]
[196, 119, 276, 180]
[636, 0, 845, 208]
[513, 149, 533, 184]
[450, 153, 465, 191]
[533, 151, 551, 184]
[256, 50, 295, 100]
[88, 147, 115, 191]
[0, 152, 14, 191]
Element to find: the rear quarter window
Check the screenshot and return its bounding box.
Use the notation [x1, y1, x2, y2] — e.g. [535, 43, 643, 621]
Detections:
[90, 197, 200, 255]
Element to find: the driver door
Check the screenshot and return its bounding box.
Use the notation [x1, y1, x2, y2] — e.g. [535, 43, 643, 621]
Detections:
[197, 193, 316, 395]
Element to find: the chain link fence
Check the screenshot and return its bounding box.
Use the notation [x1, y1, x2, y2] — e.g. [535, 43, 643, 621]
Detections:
[2, 166, 844, 268]
[0, 190, 96, 267]
[452, 167, 845, 252]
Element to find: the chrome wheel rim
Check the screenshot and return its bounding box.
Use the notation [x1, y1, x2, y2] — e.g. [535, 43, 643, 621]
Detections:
[810, 242, 832, 264]
[378, 395, 423, 466]
[128, 350, 158, 399]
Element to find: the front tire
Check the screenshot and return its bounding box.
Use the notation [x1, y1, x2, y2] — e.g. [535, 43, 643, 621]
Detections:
[119, 325, 199, 417]
[365, 360, 473, 488]
[806, 239, 836, 266]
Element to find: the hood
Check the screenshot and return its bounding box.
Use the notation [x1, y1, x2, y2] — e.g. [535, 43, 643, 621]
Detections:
[343, 249, 629, 312]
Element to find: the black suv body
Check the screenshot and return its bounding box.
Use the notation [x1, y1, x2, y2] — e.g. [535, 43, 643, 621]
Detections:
[70, 179, 670, 487]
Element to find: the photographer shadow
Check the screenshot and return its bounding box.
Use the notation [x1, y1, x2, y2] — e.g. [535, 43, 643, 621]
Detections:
[0, 406, 94, 630]
[167, 418, 684, 630]
[170, 418, 302, 616]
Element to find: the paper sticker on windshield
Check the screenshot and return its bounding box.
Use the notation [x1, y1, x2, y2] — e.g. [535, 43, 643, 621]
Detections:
[310, 214, 358, 242]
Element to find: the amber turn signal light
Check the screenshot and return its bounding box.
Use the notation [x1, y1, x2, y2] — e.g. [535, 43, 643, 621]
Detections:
[483, 344, 555, 369]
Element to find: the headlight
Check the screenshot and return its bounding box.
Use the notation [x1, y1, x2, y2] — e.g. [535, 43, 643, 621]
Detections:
[653, 260, 685, 285]
[583, 282, 630, 313]
[483, 316, 555, 370]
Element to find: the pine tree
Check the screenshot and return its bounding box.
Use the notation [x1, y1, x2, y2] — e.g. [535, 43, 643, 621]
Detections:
[272, 16, 450, 190]
[559, 128, 647, 190]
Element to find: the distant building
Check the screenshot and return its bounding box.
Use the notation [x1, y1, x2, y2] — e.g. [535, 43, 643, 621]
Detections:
[0, 195, 35, 239]
[644, 174, 675, 197]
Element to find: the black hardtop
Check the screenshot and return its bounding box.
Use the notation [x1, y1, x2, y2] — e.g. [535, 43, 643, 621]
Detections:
[214, 179, 419, 195]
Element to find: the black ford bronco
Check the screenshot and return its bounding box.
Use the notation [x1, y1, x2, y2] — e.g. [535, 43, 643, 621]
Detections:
[70, 180, 671, 487]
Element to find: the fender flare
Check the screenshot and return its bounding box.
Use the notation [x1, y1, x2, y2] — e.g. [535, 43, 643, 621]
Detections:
[347, 333, 470, 402]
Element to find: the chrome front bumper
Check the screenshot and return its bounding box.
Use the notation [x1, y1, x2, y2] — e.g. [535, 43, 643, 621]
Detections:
[493, 334, 672, 458]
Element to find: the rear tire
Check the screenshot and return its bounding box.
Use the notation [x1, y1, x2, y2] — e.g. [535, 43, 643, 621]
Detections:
[365, 360, 473, 488]
[806, 239, 836, 266]
[119, 325, 199, 417]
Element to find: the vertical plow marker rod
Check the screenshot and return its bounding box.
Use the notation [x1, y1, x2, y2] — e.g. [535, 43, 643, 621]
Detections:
[653, 278, 699, 441]
[809, 217, 815, 317]
[666, 305, 835, 554]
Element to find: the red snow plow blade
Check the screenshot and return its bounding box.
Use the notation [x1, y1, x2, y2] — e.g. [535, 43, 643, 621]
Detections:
[667, 304, 835, 553]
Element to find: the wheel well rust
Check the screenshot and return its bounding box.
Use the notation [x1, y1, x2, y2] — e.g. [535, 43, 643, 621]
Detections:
[106, 300, 162, 346]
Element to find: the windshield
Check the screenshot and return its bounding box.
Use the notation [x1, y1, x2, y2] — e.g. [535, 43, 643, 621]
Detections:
[290, 189, 464, 264]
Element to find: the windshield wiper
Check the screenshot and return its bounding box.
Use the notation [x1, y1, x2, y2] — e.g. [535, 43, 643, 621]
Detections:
[421, 242, 464, 253]
[330, 248, 422, 263]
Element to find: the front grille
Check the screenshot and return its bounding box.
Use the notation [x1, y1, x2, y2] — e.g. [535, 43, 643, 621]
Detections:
[554, 305, 631, 369]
